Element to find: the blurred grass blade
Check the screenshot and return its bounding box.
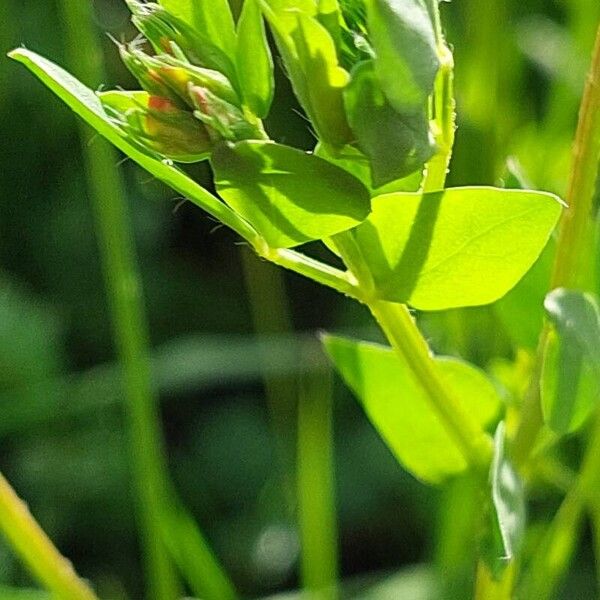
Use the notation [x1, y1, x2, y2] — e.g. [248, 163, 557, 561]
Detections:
[298, 361, 338, 599]
[59, 2, 238, 599]
[0, 473, 97, 600]
[158, 496, 237, 600]
[59, 0, 179, 597]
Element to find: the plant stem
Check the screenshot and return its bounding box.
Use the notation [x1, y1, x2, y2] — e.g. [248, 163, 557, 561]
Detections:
[423, 0, 456, 193]
[512, 24, 600, 468]
[0, 472, 98, 600]
[330, 4, 492, 471]
[61, 2, 179, 597]
[368, 300, 493, 468]
[423, 45, 456, 193]
[258, 246, 359, 299]
[240, 247, 297, 512]
[297, 365, 339, 600]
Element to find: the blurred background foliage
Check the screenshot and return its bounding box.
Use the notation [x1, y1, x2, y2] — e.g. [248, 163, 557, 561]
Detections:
[1, 0, 600, 598]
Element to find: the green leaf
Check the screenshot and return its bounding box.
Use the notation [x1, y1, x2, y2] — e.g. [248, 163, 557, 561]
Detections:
[483, 422, 526, 578]
[159, 0, 237, 59]
[494, 240, 555, 350]
[236, 0, 274, 118]
[366, 0, 440, 113]
[353, 187, 562, 310]
[261, 0, 317, 33]
[314, 143, 423, 195]
[211, 141, 371, 248]
[316, 0, 342, 48]
[97, 89, 149, 113]
[261, 4, 353, 147]
[344, 61, 435, 186]
[127, 1, 237, 84]
[9, 49, 256, 242]
[541, 289, 600, 434]
[322, 335, 500, 484]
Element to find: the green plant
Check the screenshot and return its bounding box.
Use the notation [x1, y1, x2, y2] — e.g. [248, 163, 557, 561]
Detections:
[5, 0, 600, 599]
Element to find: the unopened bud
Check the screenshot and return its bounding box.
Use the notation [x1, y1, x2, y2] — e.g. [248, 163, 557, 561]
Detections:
[100, 90, 212, 162]
[189, 85, 260, 142]
[124, 0, 236, 82]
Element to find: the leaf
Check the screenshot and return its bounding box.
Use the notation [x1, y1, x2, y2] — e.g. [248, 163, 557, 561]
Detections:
[366, 0, 439, 113]
[344, 61, 435, 186]
[260, 3, 353, 147]
[316, 0, 342, 49]
[236, 0, 274, 118]
[291, 14, 352, 147]
[211, 141, 371, 248]
[484, 422, 526, 578]
[314, 143, 423, 195]
[159, 0, 237, 59]
[322, 335, 500, 484]
[353, 187, 562, 310]
[541, 289, 600, 434]
[261, 0, 318, 33]
[494, 240, 555, 350]
[97, 89, 149, 113]
[9, 49, 255, 241]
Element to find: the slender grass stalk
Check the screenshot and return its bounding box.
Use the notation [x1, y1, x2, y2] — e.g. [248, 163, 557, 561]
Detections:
[423, 44, 455, 193]
[241, 249, 339, 593]
[423, 0, 455, 193]
[240, 247, 297, 511]
[297, 365, 338, 600]
[0, 472, 98, 600]
[61, 4, 241, 598]
[512, 24, 600, 467]
[60, 2, 178, 598]
[515, 24, 600, 597]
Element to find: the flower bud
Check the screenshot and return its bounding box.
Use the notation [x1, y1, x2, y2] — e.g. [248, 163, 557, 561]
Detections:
[100, 90, 213, 162]
[188, 85, 261, 142]
[124, 0, 236, 84]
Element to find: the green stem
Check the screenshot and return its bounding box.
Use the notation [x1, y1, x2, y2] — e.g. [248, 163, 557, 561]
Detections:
[512, 24, 600, 468]
[368, 300, 493, 469]
[258, 246, 359, 299]
[297, 365, 338, 600]
[330, 7, 491, 471]
[0, 472, 98, 600]
[240, 247, 297, 513]
[61, 2, 179, 597]
[423, 45, 456, 193]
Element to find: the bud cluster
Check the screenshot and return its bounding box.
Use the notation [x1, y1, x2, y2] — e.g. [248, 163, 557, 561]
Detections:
[100, 1, 263, 163]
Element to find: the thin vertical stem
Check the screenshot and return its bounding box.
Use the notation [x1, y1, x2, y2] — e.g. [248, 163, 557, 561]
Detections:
[423, 1, 456, 193]
[368, 301, 493, 469]
[512, 24, 600, 467]
[0, 472, 98, 600]
[297, 364, 338, 600]
[240, 247, 297, 512]
[60, 2, 178, 597]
